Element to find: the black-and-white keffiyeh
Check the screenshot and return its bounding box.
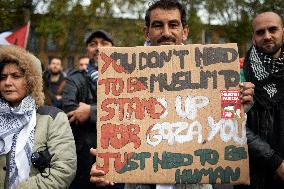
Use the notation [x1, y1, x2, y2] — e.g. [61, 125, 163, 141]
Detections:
[244, 45, 284, 108]
[0, 96, 36, 189]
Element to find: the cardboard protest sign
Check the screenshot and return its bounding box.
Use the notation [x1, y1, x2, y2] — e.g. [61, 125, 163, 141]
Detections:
[97, 43, 250, 184]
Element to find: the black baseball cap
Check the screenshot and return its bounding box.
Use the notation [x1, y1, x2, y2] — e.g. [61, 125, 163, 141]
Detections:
[86, 29, 114, 45]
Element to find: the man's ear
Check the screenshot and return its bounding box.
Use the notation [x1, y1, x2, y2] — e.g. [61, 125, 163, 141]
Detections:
[143, 26, 150, 41]
[182, 26, 189, 41]
[252, 35, 256, 45]
[282, 28, 284, 42]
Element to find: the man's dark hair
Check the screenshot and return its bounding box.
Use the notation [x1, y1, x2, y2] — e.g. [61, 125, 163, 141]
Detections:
[78, 55, 89, 60]
[49, 56, 62, 65]
[145, 0, 187, 27]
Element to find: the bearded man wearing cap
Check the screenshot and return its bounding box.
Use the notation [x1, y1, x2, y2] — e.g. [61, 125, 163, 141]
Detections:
[62, 30, 114, 189]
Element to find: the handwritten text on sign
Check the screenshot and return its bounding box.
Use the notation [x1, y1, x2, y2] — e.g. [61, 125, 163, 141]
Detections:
[97, 44, 249, 184]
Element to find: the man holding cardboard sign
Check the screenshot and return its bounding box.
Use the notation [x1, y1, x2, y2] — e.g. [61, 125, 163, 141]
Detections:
[90, 0, 254, 188]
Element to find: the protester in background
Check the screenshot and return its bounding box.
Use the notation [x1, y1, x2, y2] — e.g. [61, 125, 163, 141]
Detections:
[62, 29, 114, 189]
[86, 29, 114, 69]
[89, 0, 254, 189]
[0, 45, 76, 189]
[235, 11, 284, 189]
[43, 57, 65, 109]
[75, 55, 89, 71]
[76, 56, 90, 71]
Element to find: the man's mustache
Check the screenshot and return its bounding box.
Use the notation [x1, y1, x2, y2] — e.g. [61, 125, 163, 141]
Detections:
[157, 36, 176, 44]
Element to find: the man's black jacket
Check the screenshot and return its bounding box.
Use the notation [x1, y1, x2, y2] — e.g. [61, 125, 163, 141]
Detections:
[62, 69, 97, 189]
